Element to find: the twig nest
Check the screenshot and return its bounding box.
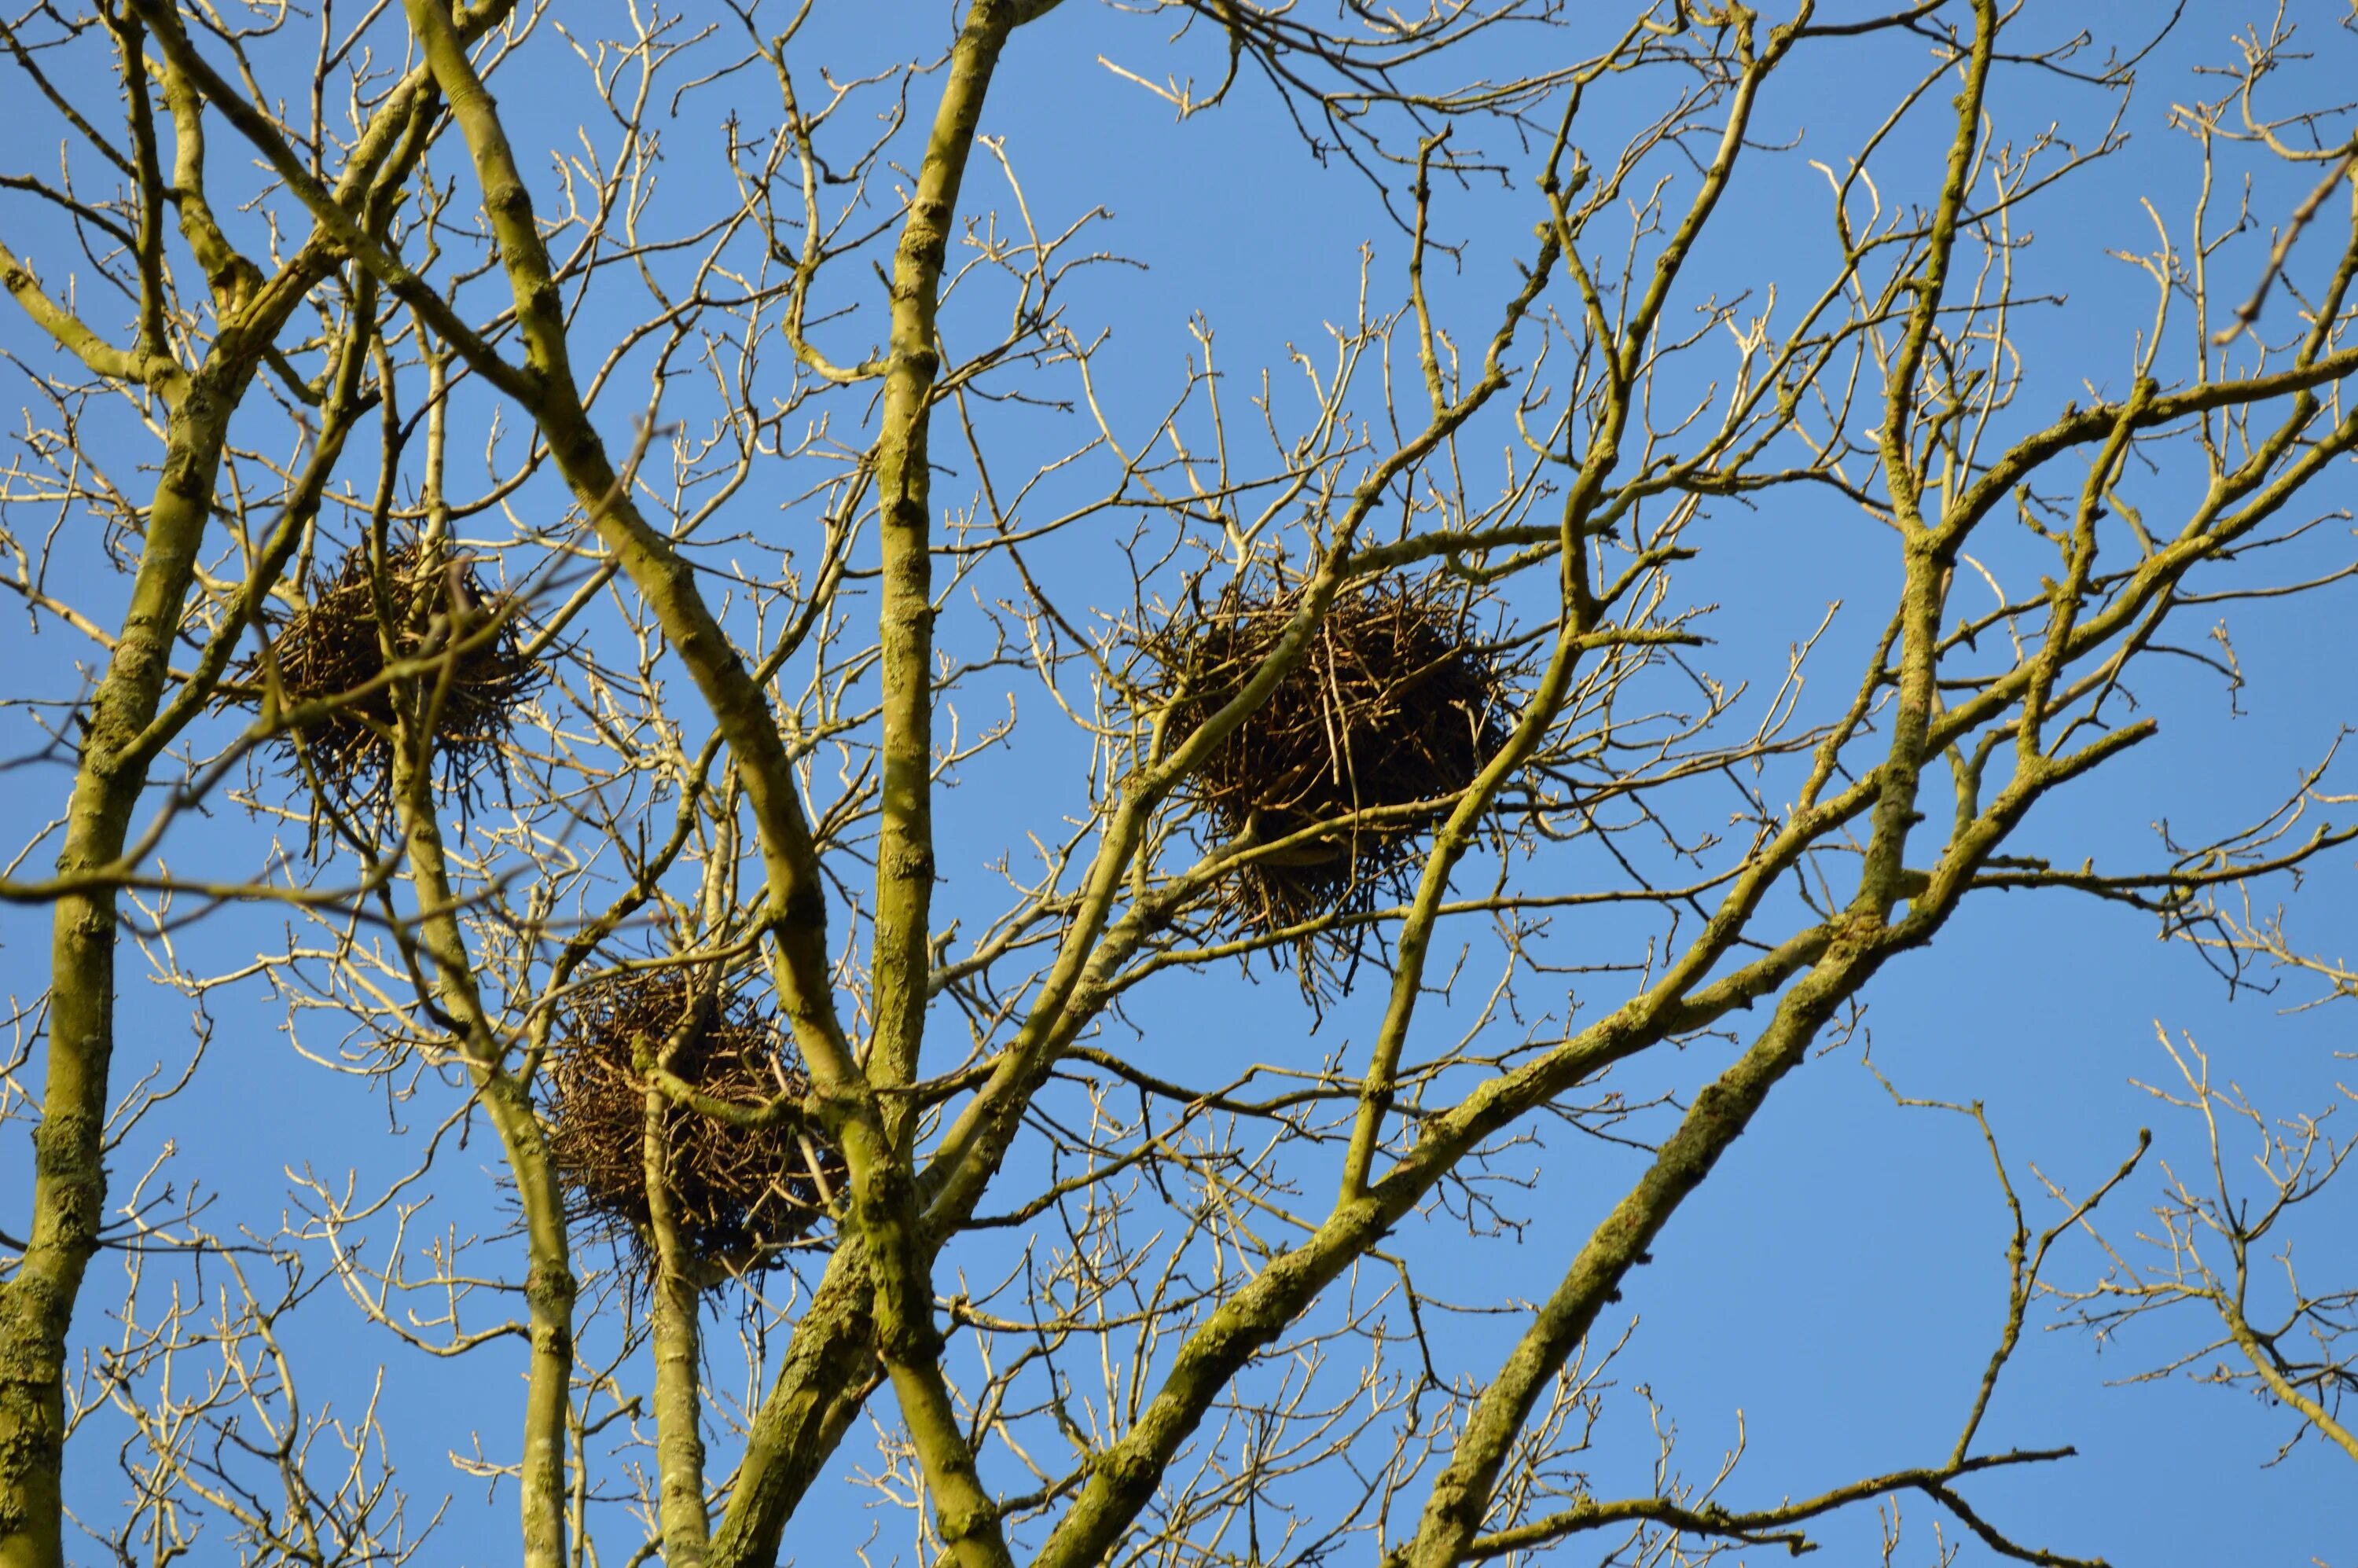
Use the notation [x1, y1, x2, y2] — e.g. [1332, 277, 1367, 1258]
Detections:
[241, 541, 540, 806]
[545, 968, 839, 1286]
[1147, 575, 1512, 966]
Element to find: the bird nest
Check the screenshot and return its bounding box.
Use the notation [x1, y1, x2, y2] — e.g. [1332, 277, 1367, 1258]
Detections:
[1144, 575, 1513, 984]
[240, 541, 540, 808]
[545, 968, 839, 1286]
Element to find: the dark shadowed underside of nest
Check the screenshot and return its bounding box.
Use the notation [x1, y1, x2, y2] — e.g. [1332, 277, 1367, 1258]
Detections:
[240, 541, 541, 809]
[1149, 575, 1512, 993]
[545, 969, 839, 1287]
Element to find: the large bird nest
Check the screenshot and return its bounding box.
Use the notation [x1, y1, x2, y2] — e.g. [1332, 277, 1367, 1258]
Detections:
[240, 541, 541, 809]
[1144, 574, 1514, 986]
[544, 968, 839, 1287]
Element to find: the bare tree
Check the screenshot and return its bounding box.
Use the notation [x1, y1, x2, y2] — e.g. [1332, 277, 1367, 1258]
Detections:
[2056, 892, 2358, 1473]
[2, 3, 2356, 1566]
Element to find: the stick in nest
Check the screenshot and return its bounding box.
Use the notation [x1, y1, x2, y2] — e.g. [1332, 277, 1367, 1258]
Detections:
[237, 540, 542, 813]
[1144, 573, 1515, 997]
[545, 968, 840, 1288]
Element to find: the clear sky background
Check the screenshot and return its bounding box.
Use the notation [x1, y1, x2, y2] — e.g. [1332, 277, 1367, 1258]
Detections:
[4, 2, 2356, 1564]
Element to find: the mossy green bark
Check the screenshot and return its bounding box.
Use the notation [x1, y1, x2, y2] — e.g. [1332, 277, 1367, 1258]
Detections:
[0, 377, 237, 1568]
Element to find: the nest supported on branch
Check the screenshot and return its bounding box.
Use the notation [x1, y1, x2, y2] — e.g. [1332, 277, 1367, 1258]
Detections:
[545, 968, 839, 1286]
[1144, 574, 1514, 986]
[240, 541, 541, 809]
